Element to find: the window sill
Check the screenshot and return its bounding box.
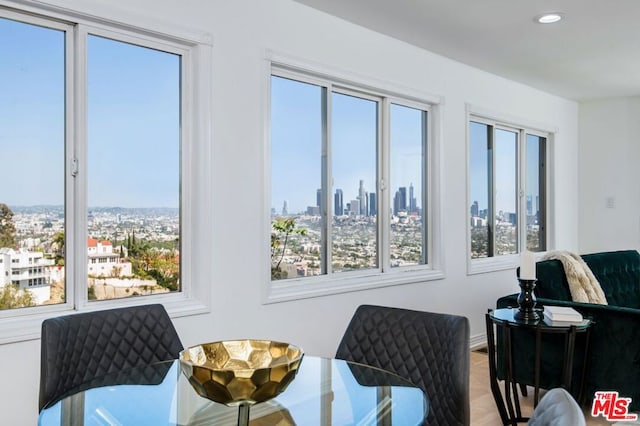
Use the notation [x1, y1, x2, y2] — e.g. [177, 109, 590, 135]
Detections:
[0, 293, 208, 345]
[467, 254, 520, 276]
[264, 267, 445, 304]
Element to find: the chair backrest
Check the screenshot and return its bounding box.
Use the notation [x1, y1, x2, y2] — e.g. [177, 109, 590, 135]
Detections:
[39, 303, 183, 411]
[335, 304, 470, 426]
[527, 388, 586, 426]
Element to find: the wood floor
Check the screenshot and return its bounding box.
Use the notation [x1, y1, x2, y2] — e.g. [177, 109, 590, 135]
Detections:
[469, 349, 614, 425]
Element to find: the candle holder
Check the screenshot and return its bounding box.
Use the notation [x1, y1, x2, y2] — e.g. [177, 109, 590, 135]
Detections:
[514, 278, 540, 322]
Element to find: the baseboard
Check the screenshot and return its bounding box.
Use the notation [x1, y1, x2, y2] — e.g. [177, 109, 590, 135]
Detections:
[470, 332, 487, 351]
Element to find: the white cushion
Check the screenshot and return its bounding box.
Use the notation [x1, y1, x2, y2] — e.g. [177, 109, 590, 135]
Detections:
[528, 388, 586, 426]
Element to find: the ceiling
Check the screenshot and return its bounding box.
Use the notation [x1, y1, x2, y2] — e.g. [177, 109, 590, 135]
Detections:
[293, 0, 640, 101]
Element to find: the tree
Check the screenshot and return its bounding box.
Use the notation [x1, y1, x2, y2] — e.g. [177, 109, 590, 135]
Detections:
[52, 231, 65, 265]
[128, 230, 142, 257]
[271, 217, 307, 280]
[0, 284, 35, 310]
[87, 285, 97, 301]
[148, 251, 179, 291]
[0, 203, 16, 248]
[111, 265, 123, 278]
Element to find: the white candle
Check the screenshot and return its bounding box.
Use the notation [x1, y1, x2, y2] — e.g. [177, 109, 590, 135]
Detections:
[520, 250, 536, 280]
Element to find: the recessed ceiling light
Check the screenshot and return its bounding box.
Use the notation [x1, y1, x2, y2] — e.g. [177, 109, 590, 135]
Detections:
[535, 13, 563, 24]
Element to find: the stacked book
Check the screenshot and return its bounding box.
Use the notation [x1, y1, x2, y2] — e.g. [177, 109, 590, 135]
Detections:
[543, 305, 583, 324]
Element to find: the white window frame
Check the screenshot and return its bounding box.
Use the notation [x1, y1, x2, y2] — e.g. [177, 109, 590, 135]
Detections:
[264, 52, 444, 303]
[466, 104, 556, 275]
[0, 1, 212, 344]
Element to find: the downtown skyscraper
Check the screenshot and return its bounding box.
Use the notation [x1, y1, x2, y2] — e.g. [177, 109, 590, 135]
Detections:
[334, 189, 343, 216]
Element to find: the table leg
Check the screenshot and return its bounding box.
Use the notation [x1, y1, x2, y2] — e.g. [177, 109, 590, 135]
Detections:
[485, 313, 510, 425]
[578, 327, 592, 405]
[519, 383, 528, 397]
[237, 404, 250, 426]
[503, 323, 519, 425]
[534, 327, 541, 407]
[562, 326, 577, 390]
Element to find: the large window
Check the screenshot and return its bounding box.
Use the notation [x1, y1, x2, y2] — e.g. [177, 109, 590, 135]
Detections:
[87, 34, 181, 301]
[270, 68, 434, 289]
[468, 117, 548, 261]
[390, 103, 428, 267]
[0, 14, 65, 309]
[0, 5, 209, 323]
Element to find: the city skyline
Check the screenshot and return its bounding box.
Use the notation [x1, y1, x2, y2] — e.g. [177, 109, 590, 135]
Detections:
[271, 76, 425, 214]
[469, 122, 543, 214]
[272, 179, 421, 216]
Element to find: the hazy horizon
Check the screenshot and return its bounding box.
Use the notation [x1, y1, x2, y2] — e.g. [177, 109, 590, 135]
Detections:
[1, 18, 179, 209]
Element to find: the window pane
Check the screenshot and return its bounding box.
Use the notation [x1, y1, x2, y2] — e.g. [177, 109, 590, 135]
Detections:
[270, 76, 323, 280]
[469, 122, 490, 259]
[87, 35, 180, 300]
[390, 104, 426, 267]
[494, 129, 518, 255]
[332, 92, 378, 273]
[526, 134, 546, 252]
[0, 17, 65, 309]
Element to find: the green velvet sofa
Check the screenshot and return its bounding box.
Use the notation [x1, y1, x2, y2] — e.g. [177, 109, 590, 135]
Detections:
[496, 249, 640, 409]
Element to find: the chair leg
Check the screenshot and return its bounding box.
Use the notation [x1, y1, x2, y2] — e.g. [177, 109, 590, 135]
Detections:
[520, 383, 528, 397]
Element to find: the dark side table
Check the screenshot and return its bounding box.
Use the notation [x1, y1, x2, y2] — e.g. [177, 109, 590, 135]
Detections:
[485, 307, 592, 425]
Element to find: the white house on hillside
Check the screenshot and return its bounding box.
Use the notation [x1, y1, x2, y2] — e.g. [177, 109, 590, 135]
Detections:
[0, 248, 52, 304]
[87, 238, 132, 278]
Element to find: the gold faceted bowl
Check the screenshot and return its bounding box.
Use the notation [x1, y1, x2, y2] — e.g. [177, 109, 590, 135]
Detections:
[179, 339, 304, 406]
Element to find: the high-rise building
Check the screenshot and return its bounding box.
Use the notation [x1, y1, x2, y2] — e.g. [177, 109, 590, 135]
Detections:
[369, 192, 376, 216]
[394, 191, 400, 215]
[471, 200, 479, 217]
[394, 187, 407, 215]
[282, 200, 288, 216]
[409, 183, 415, 213]
[334, 189, 343, 216]
[317, 188, 322, 208]
[526, 195, 532, 216]
[350, 199, 360, 216]
[358, 180, 368, 216]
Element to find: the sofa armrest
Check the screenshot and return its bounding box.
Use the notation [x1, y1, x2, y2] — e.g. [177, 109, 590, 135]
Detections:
[498, 293, 640, 318]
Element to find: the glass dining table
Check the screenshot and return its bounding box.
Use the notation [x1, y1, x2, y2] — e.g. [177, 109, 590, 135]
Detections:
[38, 356, 428, 425]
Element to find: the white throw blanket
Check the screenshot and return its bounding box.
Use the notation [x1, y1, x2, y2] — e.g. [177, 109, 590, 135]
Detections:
[542, 251, 608, 305]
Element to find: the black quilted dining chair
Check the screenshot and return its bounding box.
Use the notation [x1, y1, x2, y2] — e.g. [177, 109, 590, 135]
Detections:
[39, 303, 183, 411]
[335, 304, 470, 426]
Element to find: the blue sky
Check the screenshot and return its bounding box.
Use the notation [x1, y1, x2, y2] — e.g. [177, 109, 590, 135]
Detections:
[87, 35, 179, 208]
[271, 76, 424, 214]
[331, 91, 377, 207]
[469, 122, 541, 215]
[0, 17, 179, 208]
[2, 15, 538, 214]
[271, 74, 544, 219]
[0, 18, 64, 206]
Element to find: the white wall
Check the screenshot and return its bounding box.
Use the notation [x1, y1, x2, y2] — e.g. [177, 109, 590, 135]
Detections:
[0, 0, 579, 423]
[579, 97, 640, 253]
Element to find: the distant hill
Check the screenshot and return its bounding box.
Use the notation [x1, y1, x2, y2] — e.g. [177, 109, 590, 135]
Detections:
[10, 205, 178, 216]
